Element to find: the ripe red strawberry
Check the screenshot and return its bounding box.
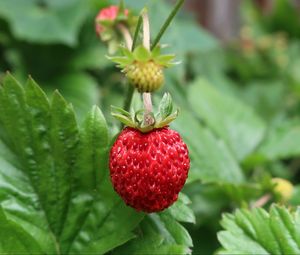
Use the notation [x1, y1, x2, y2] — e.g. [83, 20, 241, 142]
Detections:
[109, 127, 190, 213]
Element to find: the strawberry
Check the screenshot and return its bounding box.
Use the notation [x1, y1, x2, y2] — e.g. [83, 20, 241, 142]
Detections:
[124, 61, 164, 93]
[95, 5, 129, 36]
[109, 45, 177, 93]
[272, 178, 294, 202]
[109, 127, 190, 213]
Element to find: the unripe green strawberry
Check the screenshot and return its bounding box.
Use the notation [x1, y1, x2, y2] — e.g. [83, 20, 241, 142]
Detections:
[125, 61, 164, 92]
[272, 178, 294, 202]
[109, 45, 177, 93]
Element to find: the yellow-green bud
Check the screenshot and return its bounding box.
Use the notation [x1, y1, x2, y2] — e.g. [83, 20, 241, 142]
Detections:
[272, 178, 294, 202]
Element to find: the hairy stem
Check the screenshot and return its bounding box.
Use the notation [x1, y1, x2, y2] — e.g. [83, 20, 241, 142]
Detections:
[142, 10, 151, 51]
[143, 93, 153, 114]
[141, 9, 154, 126]
[123, 85, 135, 112]
[143, 93, 154, 125]
[118, 23, 133, 50]
[251, 194, 272, 208]
[132, 15, 143, 51]
[117, 24, 135, 114]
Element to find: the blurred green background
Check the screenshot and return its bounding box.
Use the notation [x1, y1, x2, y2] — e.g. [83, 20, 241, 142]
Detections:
[1, 0, 300, 254]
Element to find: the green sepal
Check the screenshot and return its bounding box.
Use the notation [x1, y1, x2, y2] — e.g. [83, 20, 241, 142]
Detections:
[155, 109, 179, 128]
[159, 92, 173, 119]
[120, 46, 134, 59]
[111, 105, 132, 118]
[108, 44, 179, 70]
[134, 109, 145, 125]
[133, 45, 152, 62]
[139, 124, 156, 133]
[156, 54, 177, 67]
[111, 105, 136, 128]
[111, 92, 179, 133]
[111, 113, 136, 128]
[151, 45, 161, 58]
[107, 56, 132, 68]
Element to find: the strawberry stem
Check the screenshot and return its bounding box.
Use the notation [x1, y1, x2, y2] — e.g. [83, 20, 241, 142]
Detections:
[142, 9, 151, 50]
[143, 93, 153, 112]
[141, 9, 154, 126]
[143, 93, 154, 126]
[251, 193, 272, 208]
[123, 85, 135, 112]
[118, 23, 135, 114]
[117, 23, 133, 49]
[151, 0, 185, 50]
[123, 13, 143, 113]
[132, 15, 143, 51]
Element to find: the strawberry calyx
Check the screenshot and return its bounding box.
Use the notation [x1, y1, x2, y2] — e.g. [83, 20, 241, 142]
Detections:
[109, 44, 177, 69]
[111, 92, 179, 133]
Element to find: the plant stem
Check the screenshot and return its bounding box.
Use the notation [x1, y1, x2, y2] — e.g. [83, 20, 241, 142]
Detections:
[142, 10, 151, 50]
[143, 93, 154, 125]
[251, 194, 272, 208]
[123, 85, 135, 112]
[132, 15, 143, 51]
[117, 24, 135, 113]
[117, 23, 133, 50]
[143, 93, 153, 114]
[141, 9, 154, 126]
[125, 13, 143, 115]
[151, 0, 185, 50]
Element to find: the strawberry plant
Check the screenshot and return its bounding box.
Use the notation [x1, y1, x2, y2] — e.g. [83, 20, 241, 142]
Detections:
[1, 0, 300, 254]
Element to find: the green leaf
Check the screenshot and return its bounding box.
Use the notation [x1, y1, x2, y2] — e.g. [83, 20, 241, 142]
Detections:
[218, 205, 300, 255]
[0, 206, 42, 254]
[0, 74, 144, 254]
[53, 73, 100, 123]
[165, 193, 196, 224]
[258, 120, 300, 160]
[221, 183, 262, 204]
[70, 44, 112, 70]
[188, 78, 266, 161]
[171, 108, 245, 184]
[0, 0, 89, 46]
[113, 214, 192, 255]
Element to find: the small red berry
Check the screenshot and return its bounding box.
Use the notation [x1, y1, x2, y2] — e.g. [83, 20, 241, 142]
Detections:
[109, 127, 190, 213]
